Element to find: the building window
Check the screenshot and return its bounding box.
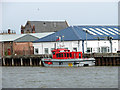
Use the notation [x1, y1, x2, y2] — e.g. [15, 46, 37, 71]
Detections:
[35, 48, 38, 54]
[97, 47, 100, 53]
[115, 48, 116, 51]
[101, 47, 107, 53]
[44, 48, 48, 54]
[87, 47, 92, 53]
[73, 48, 77, 51]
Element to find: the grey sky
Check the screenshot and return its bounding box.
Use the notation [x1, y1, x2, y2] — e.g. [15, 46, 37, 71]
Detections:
[1, 2, 118, 34]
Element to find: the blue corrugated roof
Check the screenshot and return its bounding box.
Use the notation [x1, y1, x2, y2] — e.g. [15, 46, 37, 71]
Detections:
[33, 26, 119, 42]
[77, 26, 119, 36]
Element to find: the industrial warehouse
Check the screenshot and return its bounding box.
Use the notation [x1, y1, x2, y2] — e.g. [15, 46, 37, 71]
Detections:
[33, 26, 120, 54]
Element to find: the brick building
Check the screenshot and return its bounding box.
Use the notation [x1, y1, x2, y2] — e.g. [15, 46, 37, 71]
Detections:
[0, 32, 53, 56]
[21, 21, 69, 34]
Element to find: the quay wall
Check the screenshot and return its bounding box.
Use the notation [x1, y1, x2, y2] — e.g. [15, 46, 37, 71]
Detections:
[1, 53, 120, 66]
[1, 55, 51, 66]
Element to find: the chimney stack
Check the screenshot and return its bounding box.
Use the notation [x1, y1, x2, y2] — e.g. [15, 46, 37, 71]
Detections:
[32, 25, 35, 33]
[21, 25, 24, 34]
[8, 29, 11, 34]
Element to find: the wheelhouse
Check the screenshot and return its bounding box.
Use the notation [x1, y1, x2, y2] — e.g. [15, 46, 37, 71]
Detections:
[52, 48, 82, 59]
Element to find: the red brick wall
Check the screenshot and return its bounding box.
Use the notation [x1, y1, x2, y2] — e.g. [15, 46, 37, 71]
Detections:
[4, 42, 13, 56]
[0, 42, 2, 56]
[13, 42, 34, 55]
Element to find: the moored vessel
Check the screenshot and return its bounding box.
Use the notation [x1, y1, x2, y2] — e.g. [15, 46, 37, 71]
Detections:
[42, 48, 95, 67]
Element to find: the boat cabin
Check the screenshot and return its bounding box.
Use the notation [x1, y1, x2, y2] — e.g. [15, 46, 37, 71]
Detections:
[52, 48, 82, 59]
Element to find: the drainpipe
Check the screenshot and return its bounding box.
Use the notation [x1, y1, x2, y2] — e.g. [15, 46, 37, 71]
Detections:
[109, 37, 112, 53]
[78, 40, 80, 52]
[82, 40, 84, 54]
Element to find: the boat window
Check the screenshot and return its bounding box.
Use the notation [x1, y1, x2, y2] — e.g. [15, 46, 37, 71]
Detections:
[64, 53, 66, 57]
[56, 54, 58, 57]
[79, 53, 81, 58]
[59, 62, 63, 65]
[51, 48, 55, 51]
[67, 53, 69, 57]
[61, 53, 63, 57]
[59, 53, 61, 57]
[52, 52, 55, 55]
[70, 53, 72, 57]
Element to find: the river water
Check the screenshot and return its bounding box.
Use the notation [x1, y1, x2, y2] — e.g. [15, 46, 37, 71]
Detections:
[2, 66, 118, 88]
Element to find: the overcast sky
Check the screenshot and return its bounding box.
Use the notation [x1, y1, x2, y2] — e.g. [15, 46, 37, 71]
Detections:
[1, 0, 118, 34]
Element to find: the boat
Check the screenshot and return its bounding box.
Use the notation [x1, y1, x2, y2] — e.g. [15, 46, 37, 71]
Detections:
[42, 48, 95, 67]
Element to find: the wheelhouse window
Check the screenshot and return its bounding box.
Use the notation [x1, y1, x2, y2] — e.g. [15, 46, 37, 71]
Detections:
[79, 53, 81, 58]
[59, 53, 61, 57]
[56, 54, 58, 57]
[61, 53, 63, 57]
[64, 53, 66, 57]
[35, 48, 39, 54]
[44, 48, 48, 54]
[52, 51, 55, 55]
[67, 53, 69, 57]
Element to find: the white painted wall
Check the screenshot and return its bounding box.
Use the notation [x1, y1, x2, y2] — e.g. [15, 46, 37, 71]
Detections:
[33, 41, 82, 54]
[118, 40, 120, 51]
[33, 40, 118, 54]
[84, 40, 118, 53]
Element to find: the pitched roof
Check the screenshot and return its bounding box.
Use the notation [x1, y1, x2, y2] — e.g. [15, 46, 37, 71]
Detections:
[14, 34, 39, 42]
[0, 32, 54, 42]
[23, 21, 69, 33]
[33, 26, 95, 42]
[33, 26, 119, 42]
[29, 32, 54, 38]
[0, 34, 25, 42]
[77, 26, 119, 36]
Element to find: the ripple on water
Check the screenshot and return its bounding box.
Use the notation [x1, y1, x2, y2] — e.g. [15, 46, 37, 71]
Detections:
[2, 66, 118, 88]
